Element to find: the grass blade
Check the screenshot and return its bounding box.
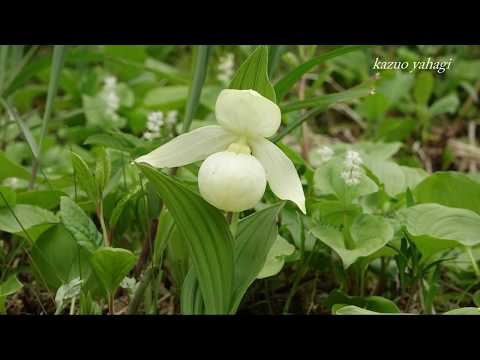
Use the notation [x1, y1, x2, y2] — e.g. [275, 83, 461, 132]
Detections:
[0, 46, 9, 93]
[274, 45, 372, 100]
[31, 45, 66, 188]
[182, 45, 211, 133]
[280, 82, 374, 114]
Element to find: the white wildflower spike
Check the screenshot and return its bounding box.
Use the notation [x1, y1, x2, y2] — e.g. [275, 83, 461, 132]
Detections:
[217, 53, 235, 84]
[317, 146, 334, 162]
[135, 89, 306, 214]
[143, 111, 164, 140]
[166, 110, 178, 125]
[341, 150, 363, 186]
[104, 76, 117, 89]
[101, 75, 120, 117]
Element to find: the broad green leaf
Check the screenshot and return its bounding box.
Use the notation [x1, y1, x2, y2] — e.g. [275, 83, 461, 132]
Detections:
[364, 158, 427, 197]
[71, 152, 97, 203]
[0, 151, 31, 181]
[31, 224, 92, 290]
[334, 304, 404, 315]
[357, 93, 390, 122]
[230, 202, 284, 312]
[16, 190, 65, 210]
[144, 85, 188, 110]
[0, 186, 16, 208]
[0, 274, 23, 297]
[414, 71, 434, 105]
[90, 247, 136, 295]
[444, 307, 480, 315]
[376, 116, 416, 143]
[85, 131, 145, 154]
[229, 45, 276, 102]
[275, 45, 370, 100]
[144, 58, 190, 84]
[0, 204, 58, 235]
[311, 214, 394, 268]
[314, 156, 378, 205]
[326, 289, 400, 313]
[414, 172, 480, 214]
[59, 196, 103, 249]
[377, 71, 414, 104]
[257, 235, 295, 279]
[398, 203, 480, 258]
[429, 93, 459, 117]
[310, 199, 362, 228]
[138, 163, 234, 314]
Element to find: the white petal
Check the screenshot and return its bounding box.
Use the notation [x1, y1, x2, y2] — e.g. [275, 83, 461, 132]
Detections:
[135, 125, 237, 168]
[215, 89, 281, 138]
[198, 151, 266, 212]
[249, 137, 306, 214]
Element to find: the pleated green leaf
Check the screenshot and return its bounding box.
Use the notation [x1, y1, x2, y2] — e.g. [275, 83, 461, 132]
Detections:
[229, 45, 276, 103]
[230, 202, 284, 313]
[138, 163, 234, 314]
[181, 268, 205, 315]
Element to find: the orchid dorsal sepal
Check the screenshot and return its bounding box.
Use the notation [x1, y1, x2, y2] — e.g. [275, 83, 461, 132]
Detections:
[135, 88, 306, 214]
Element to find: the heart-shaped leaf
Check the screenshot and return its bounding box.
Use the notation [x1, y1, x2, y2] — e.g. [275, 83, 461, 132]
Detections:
[398, 203, 480, 259]
[311, 214, 394, 268]
[31, 224, 92, 290]
[414, 171, 480, 214]
[314, 157, 378, 205]
[90, 247, 136, 295]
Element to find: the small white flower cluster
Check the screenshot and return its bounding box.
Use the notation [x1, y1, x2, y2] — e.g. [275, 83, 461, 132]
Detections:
[340, 150, 363, 186]
[317, 146, 334, 162]
[101, 76, 120, 118]
[142, 110, 178, 140]
[217, 53, 235, 84]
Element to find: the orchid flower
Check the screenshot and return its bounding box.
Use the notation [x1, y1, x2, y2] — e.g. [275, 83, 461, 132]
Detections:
[135, 89, 306, 214]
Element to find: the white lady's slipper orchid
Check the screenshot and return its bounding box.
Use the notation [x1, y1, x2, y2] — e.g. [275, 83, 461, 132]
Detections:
[135, 89, 306, 213]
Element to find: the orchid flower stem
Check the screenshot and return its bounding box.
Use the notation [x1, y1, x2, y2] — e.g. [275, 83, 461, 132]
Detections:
[466, 247, 480, 277]
[228, 212, 239, 238]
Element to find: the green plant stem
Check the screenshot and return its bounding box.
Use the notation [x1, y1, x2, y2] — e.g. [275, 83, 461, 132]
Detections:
[128, 266, 156, 314]
[108, 293, 114, 315]
[97, 201, 110, 247]
[70, 296, 76, 315]
[182, 45, 211, 133]
[466, 247, 480, 277]
[283, 242, 318, 314]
